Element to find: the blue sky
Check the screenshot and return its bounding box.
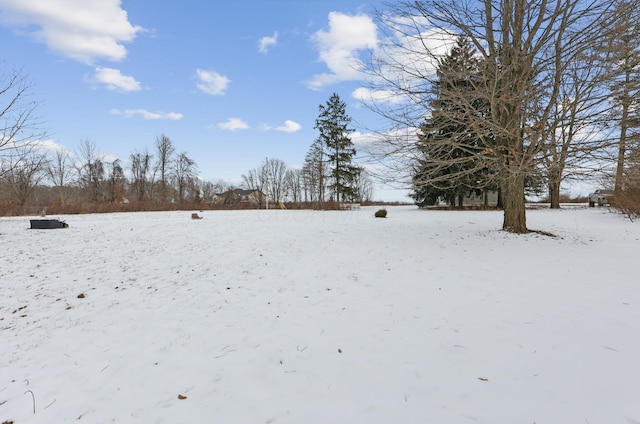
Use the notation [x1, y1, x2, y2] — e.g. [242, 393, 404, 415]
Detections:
[0, 0, 413, 201]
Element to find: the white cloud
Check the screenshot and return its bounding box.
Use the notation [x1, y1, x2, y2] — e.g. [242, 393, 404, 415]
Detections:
[217, 118, 248, 131]
[196, 69, 230, 95]
[350, 130, 378, 146]
[264, 120, 301, 133]
[275, 120, 301, 133]
[110, 109, 183, 120]
[0, 0, 143, 64]
[258, 31, 278, 54]
[32, 139, 70, 153]
[351, 87, 405, 105]
[370, 16, 456, 94]
[308, 12, 378, 90]
[93, 67, 141, 92]
[346, 15, 458, 111]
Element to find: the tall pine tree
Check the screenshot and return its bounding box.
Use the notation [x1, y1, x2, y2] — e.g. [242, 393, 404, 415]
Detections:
[413, 37, 494, 207]
[314, 93, 361, 203]
[302, 137, 326, 203]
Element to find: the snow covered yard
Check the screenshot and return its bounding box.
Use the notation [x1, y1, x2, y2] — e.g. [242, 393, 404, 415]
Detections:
[1, 206, 638, 424]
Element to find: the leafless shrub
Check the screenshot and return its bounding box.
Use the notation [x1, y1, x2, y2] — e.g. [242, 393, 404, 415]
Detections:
[612, 190, 640, 220]
[613, 166, 640, 220]
[617, 138, 640, 218]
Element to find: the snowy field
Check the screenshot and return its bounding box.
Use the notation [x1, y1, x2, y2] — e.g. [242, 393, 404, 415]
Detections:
[1, 205, 639, 424]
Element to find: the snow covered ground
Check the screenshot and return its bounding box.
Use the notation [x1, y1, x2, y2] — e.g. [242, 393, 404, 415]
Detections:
[1, 205, 639, 424]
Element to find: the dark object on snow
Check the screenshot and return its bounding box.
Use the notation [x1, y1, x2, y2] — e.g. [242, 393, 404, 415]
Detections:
[191, 213, 203, 219]
[375, 208, 388, 218]
[30, 219, 69, 229]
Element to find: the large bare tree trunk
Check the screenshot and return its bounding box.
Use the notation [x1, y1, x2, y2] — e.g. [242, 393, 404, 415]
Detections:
[548, 180, 561, 209]
[548, 167, 562, 209]
[609, 1, 640, 195]
[502, 172, 527, 233]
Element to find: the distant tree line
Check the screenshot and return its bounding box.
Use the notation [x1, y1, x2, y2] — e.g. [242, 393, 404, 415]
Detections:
[1, 70, 373, 214]
[1, 133, 223, 213]
[11, 0, 640, 227]
[241, 94, 374, 207]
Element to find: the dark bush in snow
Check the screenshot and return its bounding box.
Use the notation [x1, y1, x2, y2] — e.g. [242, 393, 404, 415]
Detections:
[375, 209, 387, 218]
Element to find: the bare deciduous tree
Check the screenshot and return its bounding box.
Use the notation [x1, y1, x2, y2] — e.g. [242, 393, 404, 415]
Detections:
[266, 158, 288, 205]
[1, 65, 46, 178]
[213, 179, 233, 195]
[242, 163, 267, 208]
[130, 149, 153, 201]
[75, 139, 105, 202]
[354, 171, 375, 203]
[368, 0, 613, 232]
[106, 159, 126, 202]
[242, 168, 263, 192]
[603, 0, 640, 193]
[2, 151, 46, 206]
[542, 50, 613, 208]
[48, 149, 73, 205]
[155, 134, 175, 202]
[199, 180, 217, 204]
[174, 152, 197, 202]
[284, 168, 303, 204]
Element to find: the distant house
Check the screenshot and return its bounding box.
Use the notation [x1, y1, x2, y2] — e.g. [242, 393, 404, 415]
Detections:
[459, 190, 499, 206]
[214, 189, 265, 206]
[424, 190, 500, 208]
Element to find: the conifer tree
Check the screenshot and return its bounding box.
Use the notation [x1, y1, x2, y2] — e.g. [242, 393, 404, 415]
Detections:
[302, 137, 326, 203]
[369, 0, 612, 232]
[413, 37, 494, 207]
[314, 93, 361, 203]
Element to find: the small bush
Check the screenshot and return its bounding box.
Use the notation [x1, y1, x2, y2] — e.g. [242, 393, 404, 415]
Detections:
[375, 208, 387, 218]
[613, 188, 640, 220]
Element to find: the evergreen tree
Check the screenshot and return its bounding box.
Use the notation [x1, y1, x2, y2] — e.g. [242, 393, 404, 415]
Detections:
[413, 37, 494, 208]
[302, 137, 326, 203]
[371, 0, 613, 232]
[314, 93, 361, 203]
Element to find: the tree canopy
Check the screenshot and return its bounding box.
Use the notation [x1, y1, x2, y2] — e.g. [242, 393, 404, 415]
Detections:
[368, 0, 617, 232]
